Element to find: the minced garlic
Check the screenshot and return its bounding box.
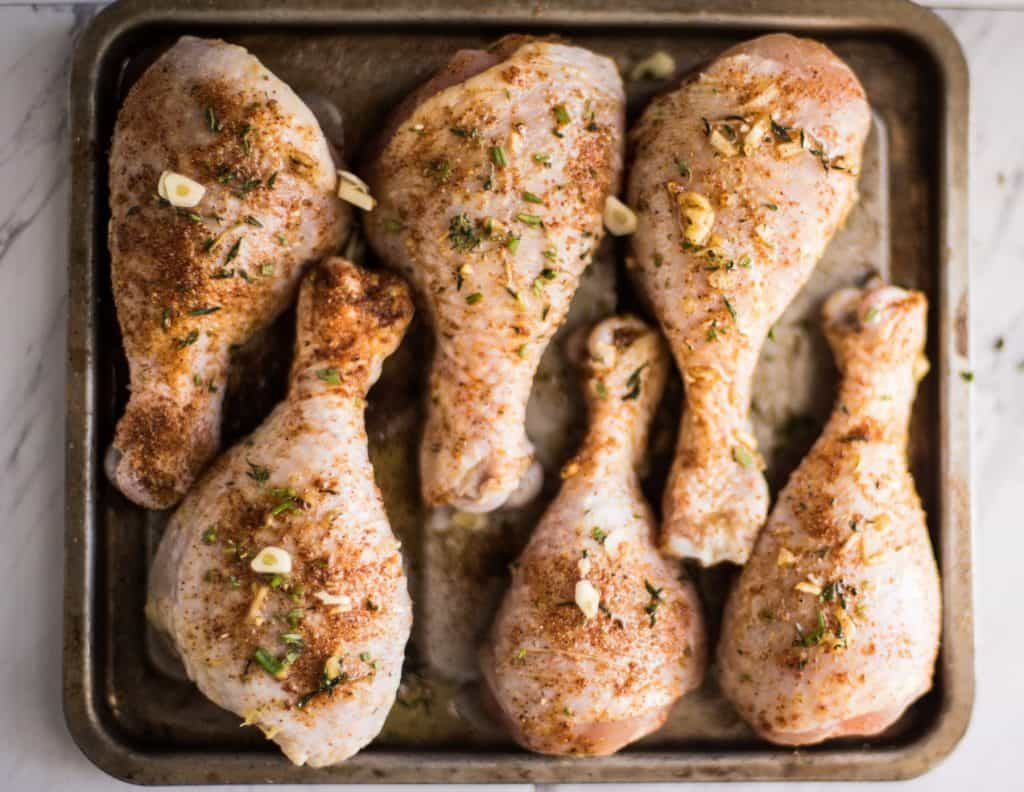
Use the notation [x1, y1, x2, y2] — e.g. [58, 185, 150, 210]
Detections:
[250, 546, 292, 574]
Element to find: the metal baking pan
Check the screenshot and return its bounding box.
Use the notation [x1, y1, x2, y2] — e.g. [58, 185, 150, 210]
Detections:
[65, 0, 973, 784]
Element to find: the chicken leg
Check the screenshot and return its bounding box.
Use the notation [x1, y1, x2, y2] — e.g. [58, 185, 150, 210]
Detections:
[481, 316, 706, 756]
[107, 36, 348, 509]
[717, 282, 940, 745]
[146, 257, 413, 766]
[627, 34, 870, 563]
[365, 36, 625, 512]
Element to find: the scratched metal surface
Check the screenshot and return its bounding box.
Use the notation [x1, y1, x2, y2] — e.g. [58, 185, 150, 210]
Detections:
[64, 0, 972, 784]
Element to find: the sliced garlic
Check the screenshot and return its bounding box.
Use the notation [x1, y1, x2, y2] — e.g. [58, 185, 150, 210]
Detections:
[577, 556, 592, 577]
[246, 585, 270, 625]
[157, 170, 206, 208]
[337, 169, 377, 211]
[603, 195, 637, 236]
[630, 50, 676, 81]
[776, 547, 797, 566]
[741, 82, 780, 110]
[708, 128, 739, 158]
[574, 579, 600, 620]
[671, 189, 715, 245]
[794, 580, 822, 596]
[250, 546, 292, 574]
[324, 654, 344, 681]
[314, 590, 353, 611]
[742, 115, 770, 156]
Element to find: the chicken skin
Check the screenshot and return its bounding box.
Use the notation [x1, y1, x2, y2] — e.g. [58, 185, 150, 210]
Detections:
[628, 34, 871, 564]
[365, 36, 625, 513]
[481, 316, 706, 756]
[107, 36, 348, 509]
[146, 257, 413, 766]
[717, 282, 940, 745]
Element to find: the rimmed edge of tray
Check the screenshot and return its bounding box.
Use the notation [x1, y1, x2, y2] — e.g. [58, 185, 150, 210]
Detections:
[64, 0, 973, 784]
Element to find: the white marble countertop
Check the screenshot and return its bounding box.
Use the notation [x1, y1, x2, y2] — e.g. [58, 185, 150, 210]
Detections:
[0, 1, 1018, 789]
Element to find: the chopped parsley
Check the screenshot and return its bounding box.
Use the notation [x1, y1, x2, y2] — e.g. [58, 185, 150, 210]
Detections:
[205, 106, 220, 133]
[552, 104, 571, 125]
[732, 445, 755, 468]
[296, 669, 348, 709]
[466, 291, 483, 305]
[591, 526, 608, 544]
[490, 146, 507, 168]
[176, 330, 199, 348]
[201, 527, 217, 545]
[522, 191, 544, 204]
[189, 306, 221, 316]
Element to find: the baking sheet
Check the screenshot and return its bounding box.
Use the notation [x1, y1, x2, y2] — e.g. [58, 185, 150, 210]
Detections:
[64, 0, 973, 784]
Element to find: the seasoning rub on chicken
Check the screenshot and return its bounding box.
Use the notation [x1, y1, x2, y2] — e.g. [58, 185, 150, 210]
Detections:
[627, 34, 871, 564]
[147, 258, 414, 766]
[106, 36, 348, 509]
[481, 316, 706, 756]
[365, 35, 625, 513]
[717, 282, 941, 745]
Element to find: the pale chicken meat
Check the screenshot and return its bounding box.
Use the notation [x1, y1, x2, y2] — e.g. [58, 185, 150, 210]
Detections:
[481, 316, 706, 756]
[107, 36, 348, 509]
[365, 36, 625, 512]
[717, 282, 940, 745]
[146, 258, 414, 766]
[627, 34, 871, 564]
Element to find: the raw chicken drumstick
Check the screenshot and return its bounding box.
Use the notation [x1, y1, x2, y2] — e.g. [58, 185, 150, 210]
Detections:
[717, 282, 940, 745]
[627, 34, 871, 564]
[107, 36, 348, 509]
[481, 316, 706, 756]
[146, 257, 414, 766]
[365, 35, 625, 512]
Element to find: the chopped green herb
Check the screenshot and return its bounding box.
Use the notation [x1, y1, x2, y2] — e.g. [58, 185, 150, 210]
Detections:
[450, 125, 479, 140]
[533, 153, 551, 165]
[623, 363, 648, 401]
[205, 106, 220, 133]
[591, 526, 608, 544]
[771, 119, 792, 142]
[296, 670, 348, 709]
[201, 527, 217, 545]
[675, 158, 691, 179]
[553, 104, 571, 125]
[226, 237, 242, 263]
[176, 330, 199, 348]
[490, 146, 507, 168]
[738, 254, 752, 268]
[317, 368, 342, 386]
[212, 268, 235, 279]
[267, 171, 278, 188]
[644, 579, 664, 627]
[516, 213, 543, 227]
[795, 610, 827, 648]
[466, 291, 483, 305]
[507, 235, 521, 253]
[448, 213, 480, 252]
[732, 445, 755, 468]
[959, 370, 974, 382]
[595, 380, 608, 399]
[253, 647, 289, 676]
[260, 262, 275, 276]
[287, 608, 305, 629]
[247, 460, 270, 483]
[244, 215, 263, 227]
[724, 297, 738, 322]
[522, 191, 544, 204]
[276, 233, 288, 246]
[516, 344, 528, 359]
[425, 158, 452, 184]
[189, 306, 221, 316]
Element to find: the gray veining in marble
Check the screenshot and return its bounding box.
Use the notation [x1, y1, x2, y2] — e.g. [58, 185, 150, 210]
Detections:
[0, 1, 1019, 789]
